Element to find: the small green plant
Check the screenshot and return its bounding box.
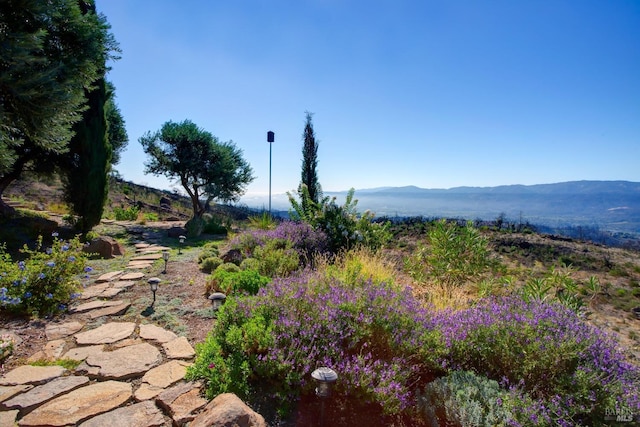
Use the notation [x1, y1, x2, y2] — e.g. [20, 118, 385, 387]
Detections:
[29, 358, 82, 370]
[248, 211, 277, 230]
[200, 256, 223, 273]
[203, 214, 228, 235]
[113, 205, 140, 221]
[143, 212, 159, 221]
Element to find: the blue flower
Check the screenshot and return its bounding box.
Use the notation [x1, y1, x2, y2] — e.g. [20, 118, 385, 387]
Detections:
[38, 273, 46, 279]
[70, 293, 81, 299]
[51, 232, 59, 238]
[21, 277, 27, 284]
[18, 261, 25, 271]
[24, 292, 32, 298]
[58, 304, 66, 311]
[45, 293, 53, 299]
[46, 261, 55, 267]
[45, 248, 52, 255]
[61, 245, 69, 252]
[67, 256, 76, 262]
[84, 266, 93, 273]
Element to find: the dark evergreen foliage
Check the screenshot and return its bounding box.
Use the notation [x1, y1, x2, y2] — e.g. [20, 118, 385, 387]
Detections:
[0, 0, 118, 212]
[300, 111, 321, 206]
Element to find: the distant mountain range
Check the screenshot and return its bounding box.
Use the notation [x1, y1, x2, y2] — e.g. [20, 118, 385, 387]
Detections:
[242, 181, 640, 237]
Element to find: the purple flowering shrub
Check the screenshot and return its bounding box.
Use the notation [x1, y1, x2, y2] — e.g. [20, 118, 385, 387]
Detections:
[435, 296, 640, 425]
[188, 270, 444, 420]
[228, 221, 329, 268]
[0, 234, 89, 316]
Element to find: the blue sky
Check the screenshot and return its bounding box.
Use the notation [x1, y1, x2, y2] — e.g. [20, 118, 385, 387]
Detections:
[98, 1, 640, 196]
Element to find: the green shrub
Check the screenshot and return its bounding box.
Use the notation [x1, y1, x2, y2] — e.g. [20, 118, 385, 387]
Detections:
[405, 220, 496, 293]
[420, 371, 515, 427]
[0, 235, 89, 317]
[200, 257, 223, 273]
[216, 263, 240, 274]
[288, 187, 391, 253]
[203, 214, 227, 235]
[239, 257, 260, 271]
[113, 205, 140, 221]
[252, 239, 300, 277]
[208, 269, 270, 296]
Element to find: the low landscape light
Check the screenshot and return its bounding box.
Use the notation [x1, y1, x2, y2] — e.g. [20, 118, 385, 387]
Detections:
[311, 366, 338, 398]
[148, 277, 160, 305]
[162, 251, 169, 273]
[312, 367, 338, 426]
[208, 292, 226, 310]
[178, 235, 186, 254]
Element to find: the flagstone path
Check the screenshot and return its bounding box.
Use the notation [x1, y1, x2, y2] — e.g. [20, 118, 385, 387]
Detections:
[0, 242, 206, 427]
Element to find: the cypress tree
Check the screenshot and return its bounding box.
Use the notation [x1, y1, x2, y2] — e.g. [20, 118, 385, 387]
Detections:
[62, 76, 111, 233]
[300, 111, 321, 206]
[59, 1, 113, 233]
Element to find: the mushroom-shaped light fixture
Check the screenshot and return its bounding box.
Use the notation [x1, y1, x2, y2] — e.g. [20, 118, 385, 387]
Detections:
[148, 277, 160, 305]
[311, 367, 338, 398]
[178, 235, 186, 254]
[208, 292, 227, 310]
[162, 251, 169, 274]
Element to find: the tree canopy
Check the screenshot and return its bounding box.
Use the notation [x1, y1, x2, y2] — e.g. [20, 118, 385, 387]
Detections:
[139, 120, 254, 220]
[0, 0, 118, 209]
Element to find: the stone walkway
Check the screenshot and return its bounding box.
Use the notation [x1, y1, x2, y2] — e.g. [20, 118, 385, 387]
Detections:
[0, 243, 208, 427]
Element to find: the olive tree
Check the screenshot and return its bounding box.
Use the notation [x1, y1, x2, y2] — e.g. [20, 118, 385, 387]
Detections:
[140, 120, 254, 231]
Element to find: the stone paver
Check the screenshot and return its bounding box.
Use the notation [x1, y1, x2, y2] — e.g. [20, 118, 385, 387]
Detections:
[3, 376, 89, 416]
[99, 287, 126, 298]
[156, 382, 207, 427]
[82, 343, 162, 380]
[88, 301, 131, 319]
[139, 324, 178, 343]
[78, 283, 111, 299]
[132, 253, 163, 261]
[120, 272, 145, 281]
[62, 345, 104, 361]
[74, 322, 135, 345]
[27, 339, 66, 363]
[0, 409, 18, 427]
[0, 385, 33, 406]
[78, 401, 165, 427]
[95, 271, 124, 283]
[45, 321, 83, 340]
[70, 300, 124, 314]
[134, 360, 190, 401]
[163, 337, 195, 360]
[112, 280, 136, 290]
[17, 381, 132, 427]
[0, 366, 66, 386]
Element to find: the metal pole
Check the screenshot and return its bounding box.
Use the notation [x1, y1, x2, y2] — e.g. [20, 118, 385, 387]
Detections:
[269, 140, 272, 214]
[267, 131, 274, 214]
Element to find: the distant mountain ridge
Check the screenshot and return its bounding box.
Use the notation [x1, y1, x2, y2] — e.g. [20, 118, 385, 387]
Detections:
[352, 180, 640, 195]
[319, 180, 640, 237]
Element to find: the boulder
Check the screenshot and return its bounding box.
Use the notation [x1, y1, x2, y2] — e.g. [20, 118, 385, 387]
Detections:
[190, 393, 267, 427]
[82, 236, 125, 259]
[220, 248, 243, 265]
[159, 196, 172, 208]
